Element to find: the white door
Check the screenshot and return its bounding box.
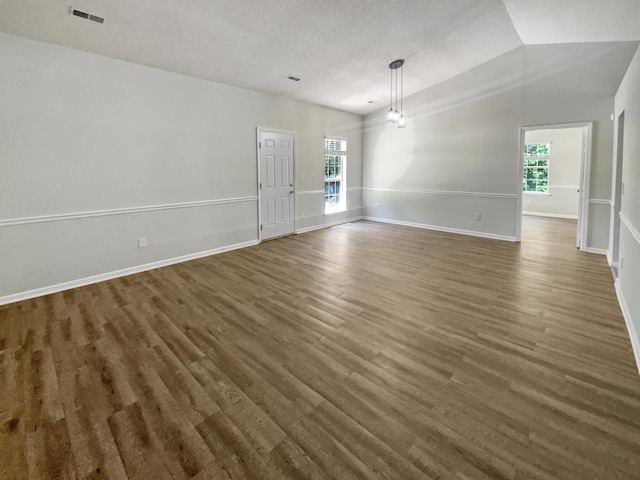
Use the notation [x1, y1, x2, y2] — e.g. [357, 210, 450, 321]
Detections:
[259, 130, 295, 240]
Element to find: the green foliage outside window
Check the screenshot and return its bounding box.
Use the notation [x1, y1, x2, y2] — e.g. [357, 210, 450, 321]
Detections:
[325, 155, 342, 179]
[523, 143, 549, 193]
[524, 143, 549, 157]
[325, 138, 346, 210]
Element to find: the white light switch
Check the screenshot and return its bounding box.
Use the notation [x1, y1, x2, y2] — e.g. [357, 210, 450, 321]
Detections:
[138, 237, 147, 248]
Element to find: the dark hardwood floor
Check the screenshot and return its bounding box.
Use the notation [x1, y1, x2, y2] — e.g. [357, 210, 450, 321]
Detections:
[1, 216, 639, 479]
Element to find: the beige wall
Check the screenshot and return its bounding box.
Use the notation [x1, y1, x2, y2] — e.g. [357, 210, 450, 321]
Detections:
[613, 44, 640, 372]
[0, 32, 363, 301]
[363, 43, 636, 248]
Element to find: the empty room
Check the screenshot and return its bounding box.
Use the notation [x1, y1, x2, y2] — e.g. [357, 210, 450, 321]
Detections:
[2, 1, 640, 479]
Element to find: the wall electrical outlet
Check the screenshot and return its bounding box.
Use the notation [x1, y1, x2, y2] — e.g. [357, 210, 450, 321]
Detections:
[138, 237, 147, 249]
[300, 173, 304, 181]
[474, 213, 481, 221]
[527, 199, 532, 205]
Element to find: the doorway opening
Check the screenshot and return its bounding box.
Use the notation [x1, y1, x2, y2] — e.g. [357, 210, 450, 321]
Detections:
[516, 122, 593, 250]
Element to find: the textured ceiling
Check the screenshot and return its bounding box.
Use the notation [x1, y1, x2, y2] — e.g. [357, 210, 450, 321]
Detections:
[502, 0, 640, 44]
[0, 0, 639, 115]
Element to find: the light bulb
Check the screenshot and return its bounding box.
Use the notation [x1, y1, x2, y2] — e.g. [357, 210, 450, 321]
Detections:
[388, 108, 397, 123]
[397, 114, 406, 128]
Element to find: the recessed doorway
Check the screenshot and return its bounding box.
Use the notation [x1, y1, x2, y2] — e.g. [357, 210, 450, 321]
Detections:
[517, 122, 593, 250]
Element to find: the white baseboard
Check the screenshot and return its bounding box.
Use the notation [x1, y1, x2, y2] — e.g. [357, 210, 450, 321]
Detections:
[0, 239, 259, 306]
[614, 280, 640, 377]
[296, 216, 363, 234]
[585, 247, 608, 256]
[363, 216, 517, 242]
[522, 211, 578, 220]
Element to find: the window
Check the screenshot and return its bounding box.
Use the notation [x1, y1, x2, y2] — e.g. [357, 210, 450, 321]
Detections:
[325, 138, 347, 213]
[523, 142, 549, 193]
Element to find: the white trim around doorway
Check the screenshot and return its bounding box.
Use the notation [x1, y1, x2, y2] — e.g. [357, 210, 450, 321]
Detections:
[516, 122, 593, 251]
[256, 127, 297, 242]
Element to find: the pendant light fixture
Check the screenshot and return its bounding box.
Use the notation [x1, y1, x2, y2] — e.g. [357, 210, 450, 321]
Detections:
[387, 59, 406, 128]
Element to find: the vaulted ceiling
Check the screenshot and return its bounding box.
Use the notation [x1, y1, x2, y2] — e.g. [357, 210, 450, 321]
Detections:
[1, 0, 639, 115]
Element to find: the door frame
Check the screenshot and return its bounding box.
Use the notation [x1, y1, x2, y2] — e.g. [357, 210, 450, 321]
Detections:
[256, 127, 296, 242]
[516, 121, 593, 250]
[608, 111, 625, 267]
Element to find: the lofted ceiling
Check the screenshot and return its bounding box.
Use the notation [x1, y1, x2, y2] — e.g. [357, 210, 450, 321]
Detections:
[0, 0, 639, 115]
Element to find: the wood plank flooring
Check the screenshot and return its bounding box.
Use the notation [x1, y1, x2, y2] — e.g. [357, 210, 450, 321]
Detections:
[1, 216, 640, 479]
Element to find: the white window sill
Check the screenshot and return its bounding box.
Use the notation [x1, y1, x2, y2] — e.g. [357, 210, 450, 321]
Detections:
[324, 207, 347, 215]
[523, 191, 551, 196]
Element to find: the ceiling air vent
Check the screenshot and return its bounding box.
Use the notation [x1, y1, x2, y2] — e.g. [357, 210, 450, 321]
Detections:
[287, 75, 301, 82]
[72, 9, 105, 24]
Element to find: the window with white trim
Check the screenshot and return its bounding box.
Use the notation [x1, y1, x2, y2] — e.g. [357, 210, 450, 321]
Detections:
[523, 142, 549, 193]
[324, 138, 347, 213]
